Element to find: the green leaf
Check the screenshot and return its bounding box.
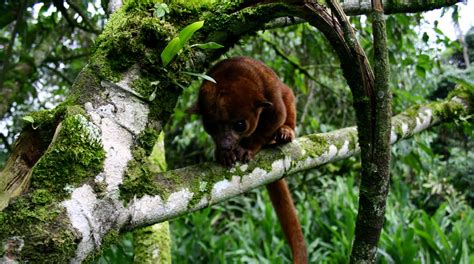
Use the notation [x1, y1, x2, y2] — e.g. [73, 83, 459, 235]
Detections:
[417, 142, 434, 157]
[160, 21, 205, 67]
[161, 37, 181, 66]
[153, 3, 169, 18]
[191, 42, 224, 50]
[182, 71, 216, 83]
[422, 32, 429, 43]
[417, 54, 430, 66]
[22, 116, 35, 123]
[178, 20, 204, 47]
[415, 65, 426, 78]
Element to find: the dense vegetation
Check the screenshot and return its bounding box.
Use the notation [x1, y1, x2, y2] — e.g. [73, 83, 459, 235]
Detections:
[1, 1, 473, 263]
[165, 17, 474, 263]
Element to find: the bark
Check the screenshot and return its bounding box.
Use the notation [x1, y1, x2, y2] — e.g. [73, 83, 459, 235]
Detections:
[350, 0, 392, 262]
[341, 0, 462, 15]
[0, 0, 465, 262]
[133, 132, 171, 263]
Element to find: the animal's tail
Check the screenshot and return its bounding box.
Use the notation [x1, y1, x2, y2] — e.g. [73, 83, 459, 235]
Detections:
[266, 179, 308, 264]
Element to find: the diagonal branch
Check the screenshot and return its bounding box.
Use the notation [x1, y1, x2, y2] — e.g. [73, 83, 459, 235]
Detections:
[126, 86, 473, 229]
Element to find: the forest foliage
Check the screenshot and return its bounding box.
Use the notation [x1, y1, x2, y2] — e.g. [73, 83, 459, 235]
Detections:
[0, 1, 473, 263]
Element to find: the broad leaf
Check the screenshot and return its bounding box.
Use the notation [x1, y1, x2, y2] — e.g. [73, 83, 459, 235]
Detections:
[161, 37, 181, 66]
[178, 20, 204, 47]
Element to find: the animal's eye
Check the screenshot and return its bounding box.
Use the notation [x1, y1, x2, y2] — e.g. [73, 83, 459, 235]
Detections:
[233, 120, 247, 133]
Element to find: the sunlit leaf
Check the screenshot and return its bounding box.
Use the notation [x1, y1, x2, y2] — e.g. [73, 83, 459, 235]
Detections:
[182, 71, 216, 83]
[22, 116, 34, 123]
[415, 65, 426, 78]
[178, 20, 204, 47]
[161, 21, 205, 66]
[161, 37, 181, 66]
[191, 42, 224, 50]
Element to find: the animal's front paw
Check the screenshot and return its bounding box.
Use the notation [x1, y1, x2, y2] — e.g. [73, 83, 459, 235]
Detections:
[275, 125, 295, 144]
[216, 148, 238, 167]
[234, 146, 254, 163]
[216, 146, 254, 167]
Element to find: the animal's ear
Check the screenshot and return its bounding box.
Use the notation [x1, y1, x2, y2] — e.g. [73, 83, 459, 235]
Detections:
[256, 101, 273, 109]
[186, 102, 200, 115]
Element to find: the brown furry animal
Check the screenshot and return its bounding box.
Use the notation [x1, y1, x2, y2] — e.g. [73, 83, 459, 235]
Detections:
[190, 57, 307, 263]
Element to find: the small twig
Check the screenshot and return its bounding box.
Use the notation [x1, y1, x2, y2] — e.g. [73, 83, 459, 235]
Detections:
[260, 34, 336, 94]
[52, 0, 99, 34]
[44, 52, 91, 63]
[66, 0, 101, 34]
[42, 64, 74, 85]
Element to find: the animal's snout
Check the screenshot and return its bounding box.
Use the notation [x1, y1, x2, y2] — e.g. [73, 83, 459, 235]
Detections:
[215, 134, 237, 151]
[219, 139, 234, 150]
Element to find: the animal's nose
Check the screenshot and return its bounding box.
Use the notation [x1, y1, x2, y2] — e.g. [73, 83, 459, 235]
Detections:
[220, 141, 233, 150]
[217, 135, 235, 151]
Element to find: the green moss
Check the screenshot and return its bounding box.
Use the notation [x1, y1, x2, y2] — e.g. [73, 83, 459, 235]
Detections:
[404, 104, 421, 118]
[90, 7, 176, 82]
[448, 84, 474, 103]
[123, 0, 159, 12]
[133, 222, 171, 264]
[132, 78, 154, 98]
[185, 163, 233, 208]
[149, 132, 167, 172]
[430, 101, 466, 121]
[120, 159, 166, 202]
[304, 134, 330, 157]
[120, 130, 169, 203]
[349, 130, 359, 151]
[0, 195, 78, 263]
[31, 189, 54, 204]
[70, 66, 104, 104]
[30, 108, 105, 199]
[148, 84, 182, 123]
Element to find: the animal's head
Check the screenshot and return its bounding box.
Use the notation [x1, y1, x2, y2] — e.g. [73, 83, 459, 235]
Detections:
[188, 79, 272, 152]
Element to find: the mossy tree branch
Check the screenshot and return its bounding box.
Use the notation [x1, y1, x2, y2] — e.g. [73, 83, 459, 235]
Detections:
[124, 85, 473, 228]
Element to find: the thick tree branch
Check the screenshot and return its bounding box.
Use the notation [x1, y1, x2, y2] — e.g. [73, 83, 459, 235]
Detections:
[341, 0, 462, 15]
[350, 0, 392, 262]
[127, 86, 473, 228]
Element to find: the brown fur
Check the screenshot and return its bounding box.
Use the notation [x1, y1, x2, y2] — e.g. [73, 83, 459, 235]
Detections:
[191, 57, 307, 263]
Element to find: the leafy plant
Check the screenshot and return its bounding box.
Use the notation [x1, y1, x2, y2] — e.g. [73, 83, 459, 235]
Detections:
[161, 21, 224, 67]
[161, 21, 205, 66]
[153, 3, 170, 19]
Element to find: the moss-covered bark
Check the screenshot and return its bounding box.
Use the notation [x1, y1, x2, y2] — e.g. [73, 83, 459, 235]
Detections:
[342, 0, 462, 15]
[133, 132, 172, 263]
[0, 106, 105, 263]
[350, 0, 392, 262]
[124, 85, 473, 229]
